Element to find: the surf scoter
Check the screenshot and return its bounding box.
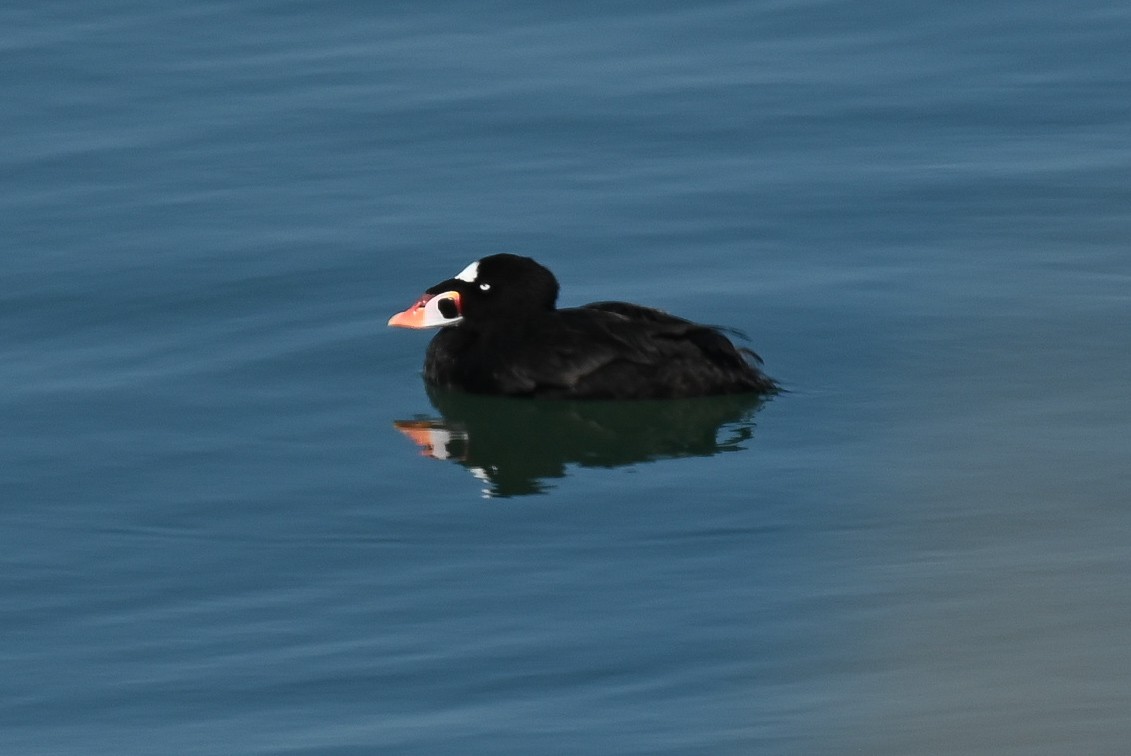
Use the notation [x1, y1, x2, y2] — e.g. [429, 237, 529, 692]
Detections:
[388, 254, 777, 399]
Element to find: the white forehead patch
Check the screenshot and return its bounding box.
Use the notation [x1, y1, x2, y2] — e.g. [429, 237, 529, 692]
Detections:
[454, 261, 479, 283]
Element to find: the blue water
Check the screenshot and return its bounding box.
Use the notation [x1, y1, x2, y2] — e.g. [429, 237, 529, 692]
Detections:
[3, 1, 1130, 753]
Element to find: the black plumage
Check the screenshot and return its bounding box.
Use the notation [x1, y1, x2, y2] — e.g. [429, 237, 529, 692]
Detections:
[390, 254, 777, 399]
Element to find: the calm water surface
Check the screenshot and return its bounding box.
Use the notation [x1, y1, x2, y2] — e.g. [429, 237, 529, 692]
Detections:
[3, 1, 1130, 754]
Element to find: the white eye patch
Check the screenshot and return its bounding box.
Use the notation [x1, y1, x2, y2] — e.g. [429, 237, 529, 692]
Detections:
[454, 261, 480, 283]
[479, 283, 491, 291]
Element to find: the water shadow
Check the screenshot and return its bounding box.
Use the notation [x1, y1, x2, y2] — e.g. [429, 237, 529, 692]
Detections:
[393, 386, 772, 497]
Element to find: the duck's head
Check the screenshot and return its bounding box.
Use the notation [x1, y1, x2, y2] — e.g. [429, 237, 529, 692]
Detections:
[388, 253, 559, 329]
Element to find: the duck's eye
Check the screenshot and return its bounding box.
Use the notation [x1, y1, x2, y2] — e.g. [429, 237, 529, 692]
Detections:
[479, 283, 491, 292]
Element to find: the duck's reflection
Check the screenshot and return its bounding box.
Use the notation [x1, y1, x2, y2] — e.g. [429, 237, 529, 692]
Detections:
[394, 386, 772, 497]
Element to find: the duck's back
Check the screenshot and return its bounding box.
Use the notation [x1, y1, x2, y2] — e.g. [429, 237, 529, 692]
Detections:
[425, 301, 776, 399]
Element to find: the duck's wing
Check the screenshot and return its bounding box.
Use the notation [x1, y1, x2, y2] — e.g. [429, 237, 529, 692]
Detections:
[495, 304, 770, 398]
[582, 302, 764, 370]
[488, 308, 629, 396]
